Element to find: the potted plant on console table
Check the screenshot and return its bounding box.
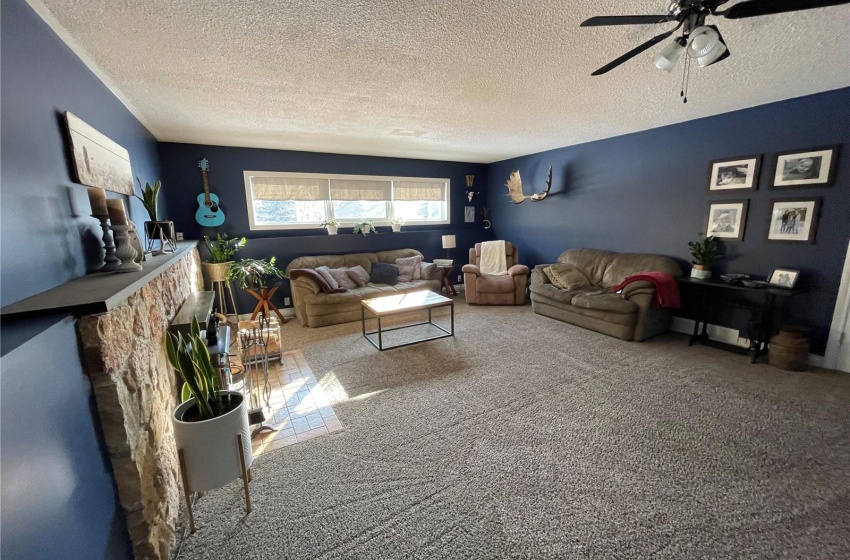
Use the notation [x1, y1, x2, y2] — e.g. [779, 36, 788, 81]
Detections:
[230, 257, 288, 324]
[167, 317, 252, 533]
[687, 234, 717, 279]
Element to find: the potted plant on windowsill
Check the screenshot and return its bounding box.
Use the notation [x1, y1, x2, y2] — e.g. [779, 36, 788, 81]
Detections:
[230, 257, 289, 324]
[320, 219, 341, 235]
[166, 317, 252, 533]
[688, 234, 717, 279]
[353, 220, 376, 235]
[390, 217, 405, 232]
[202, 233, 246, 283]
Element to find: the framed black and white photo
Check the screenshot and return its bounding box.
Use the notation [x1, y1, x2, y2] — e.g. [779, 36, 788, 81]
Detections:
[773, 146, 839, 188]
[707, 155, 760, 191]
[766, 197, 822, 243]
[706, 200, 749, 240]
[767, 268, 800, 289]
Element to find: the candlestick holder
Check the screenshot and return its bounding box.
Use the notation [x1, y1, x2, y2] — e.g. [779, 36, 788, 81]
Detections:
[110, 225, 143, 272]
[93, 215, 122, 272]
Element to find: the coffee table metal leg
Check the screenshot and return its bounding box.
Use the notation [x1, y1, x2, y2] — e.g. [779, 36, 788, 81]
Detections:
[378, 316, 383, 350]
[451, 303, 454, 335]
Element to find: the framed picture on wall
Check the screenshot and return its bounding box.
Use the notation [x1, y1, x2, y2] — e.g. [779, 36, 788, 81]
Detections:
[705, 200, 749, 240]
[772, 146, 839, 188]
[766, 197, 822, 243]
[707, 155, 761, 191]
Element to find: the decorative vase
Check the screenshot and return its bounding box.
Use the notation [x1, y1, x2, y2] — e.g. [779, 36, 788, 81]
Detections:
[690, 264, 712, 279]
[110, 224, 143, 272]
[326, 225, 338, 235]
[203, 262, 233, 283]
[391, 224, 401, 232]
[362, 224, 372, 234]
[172, 391, 252, 492]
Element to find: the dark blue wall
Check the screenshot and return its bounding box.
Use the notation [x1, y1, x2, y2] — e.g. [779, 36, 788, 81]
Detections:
[1, 0, 158, 557]
[158, 143, 491, 310]
[488, 88, 850, 354]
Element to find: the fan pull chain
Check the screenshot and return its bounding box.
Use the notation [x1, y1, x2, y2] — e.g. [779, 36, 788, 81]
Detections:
[680, 54, 691, 104]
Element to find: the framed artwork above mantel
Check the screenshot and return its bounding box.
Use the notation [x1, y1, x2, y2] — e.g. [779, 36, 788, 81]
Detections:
[65, 111, 134, 195]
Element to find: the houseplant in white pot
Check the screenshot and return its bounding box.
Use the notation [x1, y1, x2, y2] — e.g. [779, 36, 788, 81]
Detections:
[353, 220, 375, 235]
[320, 219, 341, 235]
[166, 317, 252, 532]
[390, 217, 405, 232]
[687, 235, 717, 279]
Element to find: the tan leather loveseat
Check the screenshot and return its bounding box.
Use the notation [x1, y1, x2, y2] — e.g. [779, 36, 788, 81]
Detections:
[530, 248, 682, 341]
[286, 249, 441, 327]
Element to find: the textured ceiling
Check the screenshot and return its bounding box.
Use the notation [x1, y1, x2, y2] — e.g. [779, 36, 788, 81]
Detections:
[29, 0, 850, 163]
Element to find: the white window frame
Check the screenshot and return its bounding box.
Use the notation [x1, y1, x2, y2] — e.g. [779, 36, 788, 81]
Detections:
[243, 170, 451, 231]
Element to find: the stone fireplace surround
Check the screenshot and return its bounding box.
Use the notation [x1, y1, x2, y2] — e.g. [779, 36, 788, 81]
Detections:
[77, 247, 202, 560]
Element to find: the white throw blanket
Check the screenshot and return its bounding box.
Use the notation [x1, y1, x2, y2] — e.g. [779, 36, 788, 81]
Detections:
[480, 240, 508, 275]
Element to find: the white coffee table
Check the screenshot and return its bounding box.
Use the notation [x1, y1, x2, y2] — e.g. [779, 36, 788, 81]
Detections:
[360, 290, 454, 351]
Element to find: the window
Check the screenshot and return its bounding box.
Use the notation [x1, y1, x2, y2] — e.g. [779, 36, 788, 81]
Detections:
[244, 171, 450, 230]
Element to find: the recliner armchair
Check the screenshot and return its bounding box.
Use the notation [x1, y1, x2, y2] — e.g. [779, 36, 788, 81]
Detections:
[462, 242, 529, 305]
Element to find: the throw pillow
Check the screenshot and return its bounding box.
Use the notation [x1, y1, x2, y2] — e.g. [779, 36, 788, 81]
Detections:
[327, 267, 358, 290]
[395, 256, 422, 283]
[315, 266, 342, 291]
[369, 262, 399, 286]
[544, 264, 590, 290]
[289, 269, 347, 294]
[347, 265, 370, 287]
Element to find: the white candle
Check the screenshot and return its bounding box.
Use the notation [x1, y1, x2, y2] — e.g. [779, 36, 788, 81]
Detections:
[106, 198, 128, 225]
[88, 187, 108, 217]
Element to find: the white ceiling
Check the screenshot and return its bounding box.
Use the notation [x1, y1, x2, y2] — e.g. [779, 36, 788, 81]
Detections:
[29, 0, 850, 164]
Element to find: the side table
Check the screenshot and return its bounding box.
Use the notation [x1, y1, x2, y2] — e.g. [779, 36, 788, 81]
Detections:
[437, 265, 458, 296]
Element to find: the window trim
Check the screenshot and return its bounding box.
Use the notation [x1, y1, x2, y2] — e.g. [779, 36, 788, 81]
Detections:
[243, 170, 451, 231]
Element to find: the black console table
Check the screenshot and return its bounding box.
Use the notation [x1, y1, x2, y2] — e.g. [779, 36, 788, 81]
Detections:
[679, 278, 805, 363]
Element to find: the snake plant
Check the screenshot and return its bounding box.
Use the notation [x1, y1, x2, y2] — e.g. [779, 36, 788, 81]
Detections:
[134, 177, 162, 222]
[165, 317, 223, 420]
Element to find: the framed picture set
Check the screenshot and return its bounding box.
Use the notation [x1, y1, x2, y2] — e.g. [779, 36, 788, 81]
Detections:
[767, 268, 800, 289]
[707, 155, 761, 191]
[705, 200, 749, 241]
[772, 145, 840, 188]
[766, 197, 822, 243]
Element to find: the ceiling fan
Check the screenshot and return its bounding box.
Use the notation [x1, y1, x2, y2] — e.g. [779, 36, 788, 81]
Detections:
[581, 0, 849, 77]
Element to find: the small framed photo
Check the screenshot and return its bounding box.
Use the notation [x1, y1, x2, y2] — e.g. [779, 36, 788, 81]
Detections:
[708, 155, 761, 191]
[766, 197, 822, 243]
[773, 146, 839, 188]
[705, 200, 749, 240]
[767, 268, 800, 289]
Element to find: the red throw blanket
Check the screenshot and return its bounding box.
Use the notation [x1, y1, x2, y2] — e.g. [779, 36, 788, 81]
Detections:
[611, 272, 680, 309]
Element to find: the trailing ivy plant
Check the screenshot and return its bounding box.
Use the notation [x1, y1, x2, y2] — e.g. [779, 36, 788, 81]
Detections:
[165, 317, 222, 420]
[202, 233, 246, 263]
[352, 220, 377, 235]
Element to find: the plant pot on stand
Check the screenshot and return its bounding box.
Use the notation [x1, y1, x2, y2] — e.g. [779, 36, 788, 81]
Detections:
[173, 391, 253, 533]
[202, 262, 239, 319]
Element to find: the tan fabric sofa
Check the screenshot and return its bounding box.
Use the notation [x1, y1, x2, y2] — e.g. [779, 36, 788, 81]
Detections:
[529, 248, 682, 341]
[286, 249, 441, 327]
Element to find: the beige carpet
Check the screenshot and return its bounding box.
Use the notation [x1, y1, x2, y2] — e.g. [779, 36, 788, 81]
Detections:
[174, 302, 850, 559]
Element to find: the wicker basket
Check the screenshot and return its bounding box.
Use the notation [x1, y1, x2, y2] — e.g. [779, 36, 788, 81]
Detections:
[202, 262, 232, 283]
[768, 328, 810, 371]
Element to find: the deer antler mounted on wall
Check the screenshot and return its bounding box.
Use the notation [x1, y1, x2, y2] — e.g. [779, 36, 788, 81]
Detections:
[505, 164, 552, 204]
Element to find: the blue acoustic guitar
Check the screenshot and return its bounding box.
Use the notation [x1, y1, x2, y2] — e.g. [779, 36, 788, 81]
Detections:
[195, 158, 225, 227]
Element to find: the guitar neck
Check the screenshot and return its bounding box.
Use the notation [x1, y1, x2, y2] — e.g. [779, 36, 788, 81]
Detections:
[201, 169, 212, 205]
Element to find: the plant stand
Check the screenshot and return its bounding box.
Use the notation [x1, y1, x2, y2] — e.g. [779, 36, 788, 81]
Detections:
[177, 434, 251, 534]
[143, 221, 176, 255]
[245, 282, 287, 324]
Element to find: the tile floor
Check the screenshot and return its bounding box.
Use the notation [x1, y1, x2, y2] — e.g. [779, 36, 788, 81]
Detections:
[229, 348, 342, 458]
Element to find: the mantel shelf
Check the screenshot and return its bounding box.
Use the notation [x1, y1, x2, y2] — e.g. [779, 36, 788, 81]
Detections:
[1, 241, 199, 320]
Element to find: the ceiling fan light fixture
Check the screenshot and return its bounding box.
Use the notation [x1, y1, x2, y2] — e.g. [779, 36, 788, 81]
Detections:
[686, 25, 729, 67]
[653, 37, 687, 72]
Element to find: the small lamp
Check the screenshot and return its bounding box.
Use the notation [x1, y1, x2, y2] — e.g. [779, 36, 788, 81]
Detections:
[687, 25, 729, 68]
[441, 234, 456, 259]
[654, 37, 687, 72]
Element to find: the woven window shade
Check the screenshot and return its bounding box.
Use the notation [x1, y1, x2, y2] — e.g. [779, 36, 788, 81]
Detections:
[251, 176, 329, 201]
[329, 179, 391, 201]
[393, 181, 445, 201]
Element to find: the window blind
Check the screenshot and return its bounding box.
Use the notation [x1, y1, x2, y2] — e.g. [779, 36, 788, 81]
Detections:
[251, 176, 330, 201]
[329, 179, 392, 201]
[393, 180, 446, 201]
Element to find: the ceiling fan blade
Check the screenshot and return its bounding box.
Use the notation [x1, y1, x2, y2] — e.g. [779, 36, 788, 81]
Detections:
[581, 15, 674, 27]
[591, 29, 677, 76]
[719, 0, 849, 19]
